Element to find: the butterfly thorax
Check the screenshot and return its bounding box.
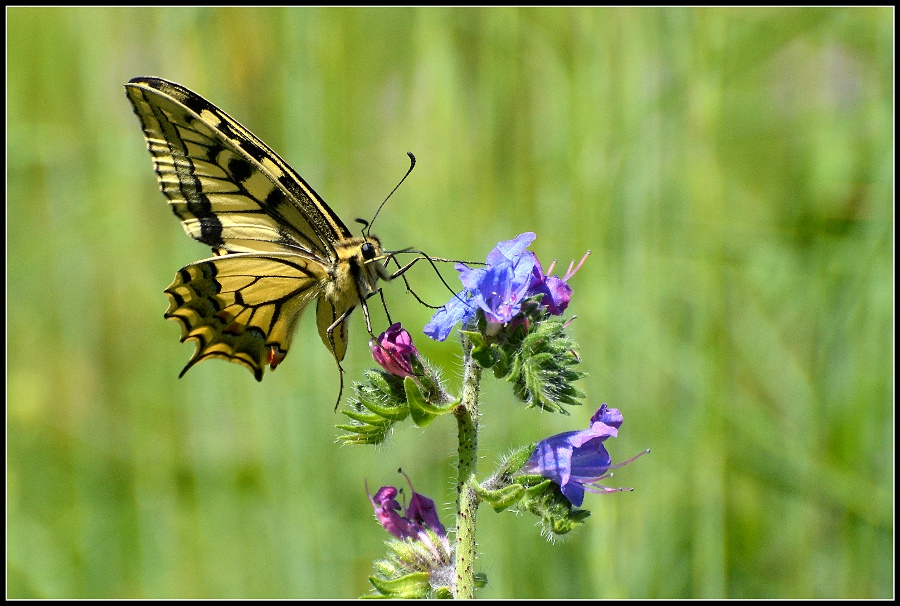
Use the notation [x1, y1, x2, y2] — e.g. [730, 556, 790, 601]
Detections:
[328, 235, 389, 300]
[308, 235, 390, 365]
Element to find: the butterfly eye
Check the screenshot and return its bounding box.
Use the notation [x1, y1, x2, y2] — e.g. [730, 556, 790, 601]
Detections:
[361, 242, 376, 260]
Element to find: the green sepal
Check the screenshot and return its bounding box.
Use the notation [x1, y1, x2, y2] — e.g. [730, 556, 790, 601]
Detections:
[491, 346, 512, 378]
[516, 475, 553, 495]
[498, 444, 536, 477]
[408, 377, 458, 415]
[367, 571, 432, 599]
[336, 431, 385, 446]
[513, 475, 592, 537]
[366, 369, 404, 398]
[406, 377, 435, 427]
[357, 396, 409, 422]
[338, 369, 409, 444]
[356, 369, 409, 420]
[335, 422, 390, 435]
[461, 329, 499, 369]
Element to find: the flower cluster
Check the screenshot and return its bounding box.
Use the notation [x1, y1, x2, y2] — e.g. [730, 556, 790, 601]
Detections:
[424, 232, 589, 341]
[366, 474, 456, 598]
[349, 232, 644, 597]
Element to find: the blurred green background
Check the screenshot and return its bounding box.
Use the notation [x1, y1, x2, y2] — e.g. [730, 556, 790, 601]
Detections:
[7, 7, 893, 599]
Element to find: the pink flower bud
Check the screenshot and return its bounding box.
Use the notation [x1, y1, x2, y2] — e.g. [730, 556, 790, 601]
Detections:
[370, 323, 419, 378]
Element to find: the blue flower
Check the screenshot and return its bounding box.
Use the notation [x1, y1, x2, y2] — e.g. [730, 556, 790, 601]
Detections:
[459, 233, 537, 326]
[422, 286, 479, 342]
[367, 474, 447, 540]
[521, 404, 646, 507]
[424, 233, 591, 341]
[424, 232, 537, 341]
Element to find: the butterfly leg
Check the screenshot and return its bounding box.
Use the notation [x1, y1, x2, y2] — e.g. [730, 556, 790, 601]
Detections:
[321, 298, 377, 410]
[357, 289, 395, 337]
[360, 295, 375, 334]
[387, 255, 425, 280]
[387, 257, 426, 305]
[324, 329, 346, 412]
[333, 367, 345, 412]
[377, 289, 393, 325]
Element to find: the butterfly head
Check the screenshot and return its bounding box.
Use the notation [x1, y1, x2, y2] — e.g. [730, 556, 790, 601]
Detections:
[360, 235, 393, 284]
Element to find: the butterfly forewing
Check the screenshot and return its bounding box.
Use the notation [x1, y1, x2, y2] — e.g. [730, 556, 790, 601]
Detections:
[125, 77, 352, 258]
[126, 77, 388, 381]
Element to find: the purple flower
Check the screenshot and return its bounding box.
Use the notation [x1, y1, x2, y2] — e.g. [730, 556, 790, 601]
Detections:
[527, 250, 590, 316]
[367, 473, 447, 541]
[369, 485, 417, 539]
[522, 404, 646, 507]
[366, 473, 454, 597]
[405, 489, 445, 538]
[424, 233, 590, 341]
[370, 323, 418, 378]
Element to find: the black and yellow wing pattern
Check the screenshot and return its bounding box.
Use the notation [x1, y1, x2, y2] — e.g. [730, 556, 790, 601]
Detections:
[126, 76, 390, 381]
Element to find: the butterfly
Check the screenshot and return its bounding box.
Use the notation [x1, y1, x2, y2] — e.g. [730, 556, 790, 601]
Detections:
[125, 76, 405, 388]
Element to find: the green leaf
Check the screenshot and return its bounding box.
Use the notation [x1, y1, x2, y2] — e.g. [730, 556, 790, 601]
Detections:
[357, 395, 409, 422]
[460, 329, 486, 350]
[406, 377, 436, 427]
[339, 409, 392, 426]
[406, 376, 457, 427]
[335, 422, 389, 435]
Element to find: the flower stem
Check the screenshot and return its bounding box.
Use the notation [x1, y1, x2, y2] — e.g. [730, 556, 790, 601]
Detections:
[454, 334, 481, 599]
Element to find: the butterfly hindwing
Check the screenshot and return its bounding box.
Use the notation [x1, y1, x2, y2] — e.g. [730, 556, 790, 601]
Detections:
[164, 253, 327, 380]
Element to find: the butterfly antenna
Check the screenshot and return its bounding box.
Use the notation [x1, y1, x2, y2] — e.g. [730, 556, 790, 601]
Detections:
[365, 152, 416, 239]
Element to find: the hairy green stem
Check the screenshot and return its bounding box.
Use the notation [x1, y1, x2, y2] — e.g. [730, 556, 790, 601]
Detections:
[454, 335, 481, 599]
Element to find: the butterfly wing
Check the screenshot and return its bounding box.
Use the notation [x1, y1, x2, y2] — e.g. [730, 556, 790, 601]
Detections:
[166, 253, 327, 380]
[125, 77, 353, 258]
[126, 77, 372, 380]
